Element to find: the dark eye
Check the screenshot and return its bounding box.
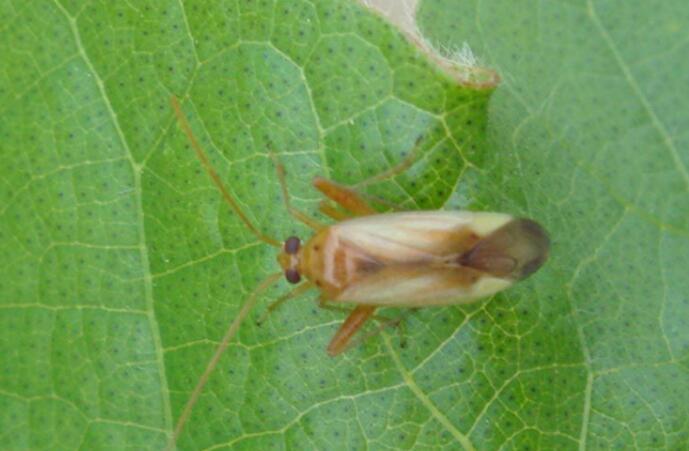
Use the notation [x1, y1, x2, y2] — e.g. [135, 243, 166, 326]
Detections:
[284, 236, 300, 255]
[285, 268, 301, 284]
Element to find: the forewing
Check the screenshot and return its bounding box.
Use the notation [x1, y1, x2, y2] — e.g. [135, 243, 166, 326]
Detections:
[327, 212, 545, 306]
[332, 211, 513, 264]
[334, 266, 512, 307]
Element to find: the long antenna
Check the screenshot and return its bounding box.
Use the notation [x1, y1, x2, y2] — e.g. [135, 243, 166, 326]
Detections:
[170, 96, 281, 247]
[167, 271, 283, 450]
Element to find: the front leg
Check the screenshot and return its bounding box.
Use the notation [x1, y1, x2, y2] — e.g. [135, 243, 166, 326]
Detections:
[314, 176, 406, 219]
[314, 139, 418, 219]
[313, 177, 376, 217]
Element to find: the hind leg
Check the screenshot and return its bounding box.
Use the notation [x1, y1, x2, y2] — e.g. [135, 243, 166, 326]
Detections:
[319, 301, 407, 356]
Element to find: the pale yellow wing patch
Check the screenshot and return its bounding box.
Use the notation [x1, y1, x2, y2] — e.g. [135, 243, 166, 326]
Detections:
[331, 211, 512, 263]
[334, 265, 512, 307]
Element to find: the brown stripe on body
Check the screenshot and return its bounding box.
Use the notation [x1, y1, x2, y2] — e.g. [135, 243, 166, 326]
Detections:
[333, 243, 383, 285]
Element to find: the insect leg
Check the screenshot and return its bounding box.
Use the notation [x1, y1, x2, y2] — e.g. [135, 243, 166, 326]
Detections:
[168, 272, 282, 450]
[318, 302, 397, 324]
[352, 149, 417, 189]
[271, 156, 324, 230]
[255, 282, 314, 325]
[315, 138, 421, 218]
[314, 158, 415, 216]
[326, 305, 377, 356]
[312, 177, 376, 216]
[320, 303, 408, 352]
[317, 200, 351, 221]
[344, 315, 407, 352]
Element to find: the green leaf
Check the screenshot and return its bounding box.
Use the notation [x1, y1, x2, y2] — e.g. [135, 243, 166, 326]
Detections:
[1, 1, 686, 451]
[1, 0, 491, 449]
[415, 0, 689, 449]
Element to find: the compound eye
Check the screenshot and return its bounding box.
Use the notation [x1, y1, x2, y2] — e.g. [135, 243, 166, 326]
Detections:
[285, 268, 301, 284]
[284, 236, 300, 255]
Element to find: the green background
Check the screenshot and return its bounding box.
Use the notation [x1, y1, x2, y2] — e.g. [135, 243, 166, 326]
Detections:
[1, 0, 687, 449]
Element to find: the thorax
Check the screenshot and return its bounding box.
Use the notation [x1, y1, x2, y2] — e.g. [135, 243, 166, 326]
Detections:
[299, 225, 384, 299]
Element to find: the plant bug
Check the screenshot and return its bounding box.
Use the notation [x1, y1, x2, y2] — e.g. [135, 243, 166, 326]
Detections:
[168, 96, 550, 447]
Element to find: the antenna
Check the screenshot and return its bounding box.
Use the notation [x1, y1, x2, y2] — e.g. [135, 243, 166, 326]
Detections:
[170, 96, 281, 248]
[168, 271, 283, 449]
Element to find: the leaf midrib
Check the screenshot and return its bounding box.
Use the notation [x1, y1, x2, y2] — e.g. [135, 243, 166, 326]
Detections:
[52, 0, 174, 434]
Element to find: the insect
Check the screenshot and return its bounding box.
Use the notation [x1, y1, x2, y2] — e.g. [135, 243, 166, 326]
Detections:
[168, 96, 549, 446]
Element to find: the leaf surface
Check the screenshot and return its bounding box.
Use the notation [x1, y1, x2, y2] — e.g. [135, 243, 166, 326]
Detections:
[1, 0, 686, 450]
[417, 0, 689, 448]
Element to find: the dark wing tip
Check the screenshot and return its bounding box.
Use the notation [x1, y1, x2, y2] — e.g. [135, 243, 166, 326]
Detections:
[511, 218, 550, 279]
[459, 218, 550, 280]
